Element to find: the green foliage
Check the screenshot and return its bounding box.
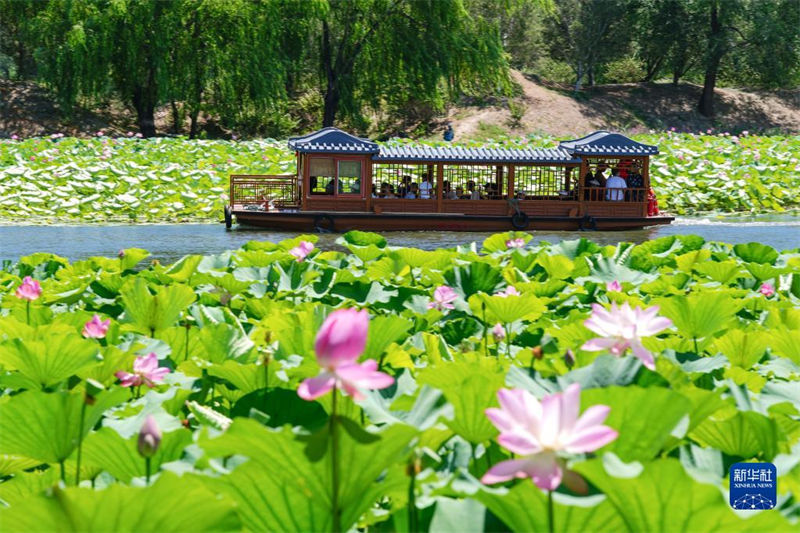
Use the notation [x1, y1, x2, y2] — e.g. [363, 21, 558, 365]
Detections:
[0, 232, 797, 530]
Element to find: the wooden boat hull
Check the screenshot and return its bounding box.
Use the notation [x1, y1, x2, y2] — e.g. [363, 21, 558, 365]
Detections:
[232, 209, 674, 232]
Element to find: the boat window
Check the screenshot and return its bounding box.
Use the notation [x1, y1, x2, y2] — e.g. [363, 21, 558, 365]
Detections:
[338, 160, 362, 195]
[372, 163, 435, 199]
[443, 164, 507, 200]
[309, 157, 335, 195]
[580, 157, 645, 202]
[515, 166, 575, 200]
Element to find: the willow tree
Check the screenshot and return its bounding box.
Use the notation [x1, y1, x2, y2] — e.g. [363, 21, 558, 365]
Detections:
[26, 0, 111, 113]
[169, 0, 289, 137]
[311, 0, 511, 127]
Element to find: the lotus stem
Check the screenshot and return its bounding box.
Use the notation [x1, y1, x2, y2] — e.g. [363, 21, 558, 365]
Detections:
[26, 300, 30, 326]
[407, 460, 418, 532]
[548, 490, 554, 533]
[59, 460, 65, 484]
[505, 324, 511, 358]
[482, 303, 488, 358]
[75, 401, 87, 486]
[330, 386, 341, 532]
[145, 457, 151, 486]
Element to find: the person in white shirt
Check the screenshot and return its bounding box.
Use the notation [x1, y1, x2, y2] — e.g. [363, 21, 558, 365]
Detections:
[605, 169, 627, 201]
[419, 174, 433, 199]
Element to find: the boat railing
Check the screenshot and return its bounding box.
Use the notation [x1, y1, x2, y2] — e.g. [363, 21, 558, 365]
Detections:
[230, 174, 299, 208]
[581, 187, 646, 203]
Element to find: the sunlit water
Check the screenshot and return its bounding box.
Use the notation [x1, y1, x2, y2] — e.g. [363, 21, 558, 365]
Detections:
[1, 215, 797, 264]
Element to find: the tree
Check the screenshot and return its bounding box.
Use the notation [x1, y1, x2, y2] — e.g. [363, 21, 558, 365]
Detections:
[169, 0, 288, 137]
[696, 0, 800, 117]
[634, 0, 704, 84]
[545, 0, 635, 91]
[310, 0, 510, 127]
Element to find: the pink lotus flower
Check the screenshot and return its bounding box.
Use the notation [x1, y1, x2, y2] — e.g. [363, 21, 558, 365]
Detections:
[137, 415, 162, 458]
[759, 282, 775, 298]
[492, 323, 506, 341]
[606, 280, 622, 292]
[742, 130, 749, 136]
[482, 385, 617, 491]
[11, 134, 19, 140]
[289, 240, 314, 262]
[496, 286, 520, 297]
[127, 131, 134, 137]
[96, 131, 104, 137]
[135, 133, 143, 138]
[581, 302, 672, 370]
[298, 309, 393, 401]
[15, 276, 42, 301]
[506, 238, 526, 249]
[83, 314, 110, 338]
[428, 286, 458, 311]
[115, 353, 170, 388]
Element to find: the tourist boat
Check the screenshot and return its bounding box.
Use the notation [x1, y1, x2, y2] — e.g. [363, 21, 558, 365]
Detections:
[226, 128, 674, 232]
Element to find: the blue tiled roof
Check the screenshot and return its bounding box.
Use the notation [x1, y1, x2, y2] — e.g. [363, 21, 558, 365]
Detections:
[374, 145, 580, 164]
[559, 131, 658, 156]
[288, 127, 379, 154]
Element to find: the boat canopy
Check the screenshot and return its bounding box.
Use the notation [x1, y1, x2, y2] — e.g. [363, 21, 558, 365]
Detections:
[287, 127, 600, 165]
[288, 127, 380, 154]
[559, 131, 658, 156]
[374, 145, 579, 164]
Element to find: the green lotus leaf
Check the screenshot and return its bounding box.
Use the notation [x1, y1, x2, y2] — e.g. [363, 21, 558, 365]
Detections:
[0, 333, 100, 389]
[339, 230, 387, 248]
[689, 410, 782, 461]
[444, 261, 504, 297]
[733, 242, 779, 265]
[418, 359, 505, 443]
[476, 484, 623, 533]
[580, 386, 691, 461]
[656, 292, 741, 342]
[575, 456, 791, 532]
[81, 427, 192, 482]
[0, 388, 128, 464]
[200, 418, 416, 533]
[0, 473, 240, 533]
[120, 277, 196, 335]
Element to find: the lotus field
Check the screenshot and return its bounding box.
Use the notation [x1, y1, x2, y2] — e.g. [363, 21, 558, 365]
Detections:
[1, 132, 798, 222]
[0, 231, 799, 532]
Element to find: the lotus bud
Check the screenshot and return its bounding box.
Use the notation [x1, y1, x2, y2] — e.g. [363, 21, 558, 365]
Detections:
[492, 323, 505, 341]
[137, 415, 162, 458]
[564, 349, 575, 369]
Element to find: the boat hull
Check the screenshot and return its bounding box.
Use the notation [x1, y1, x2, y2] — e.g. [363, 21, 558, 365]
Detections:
[232, 209, 674, 232]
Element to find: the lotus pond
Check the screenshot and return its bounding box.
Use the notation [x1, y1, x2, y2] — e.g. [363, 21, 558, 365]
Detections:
[0, 132, 798, 223]
[0, 231, 799, 532]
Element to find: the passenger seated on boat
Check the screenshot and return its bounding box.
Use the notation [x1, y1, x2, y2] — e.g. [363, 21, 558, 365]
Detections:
[594, 164, 608, 188]
[455, 186, 465, 199]
[627, 171, 644, 201]
[605, 169, 627, 201]
[584, 171, 601, 201]
[405, 183, 419, 199]
[467, 181, 480, 200]
[419, 174, 433, 199]
[325, 179, 341, 194]
[445, 182, 458, 200]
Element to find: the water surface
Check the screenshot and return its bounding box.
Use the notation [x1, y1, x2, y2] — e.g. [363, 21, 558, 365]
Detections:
[1, 217, 797, 264]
